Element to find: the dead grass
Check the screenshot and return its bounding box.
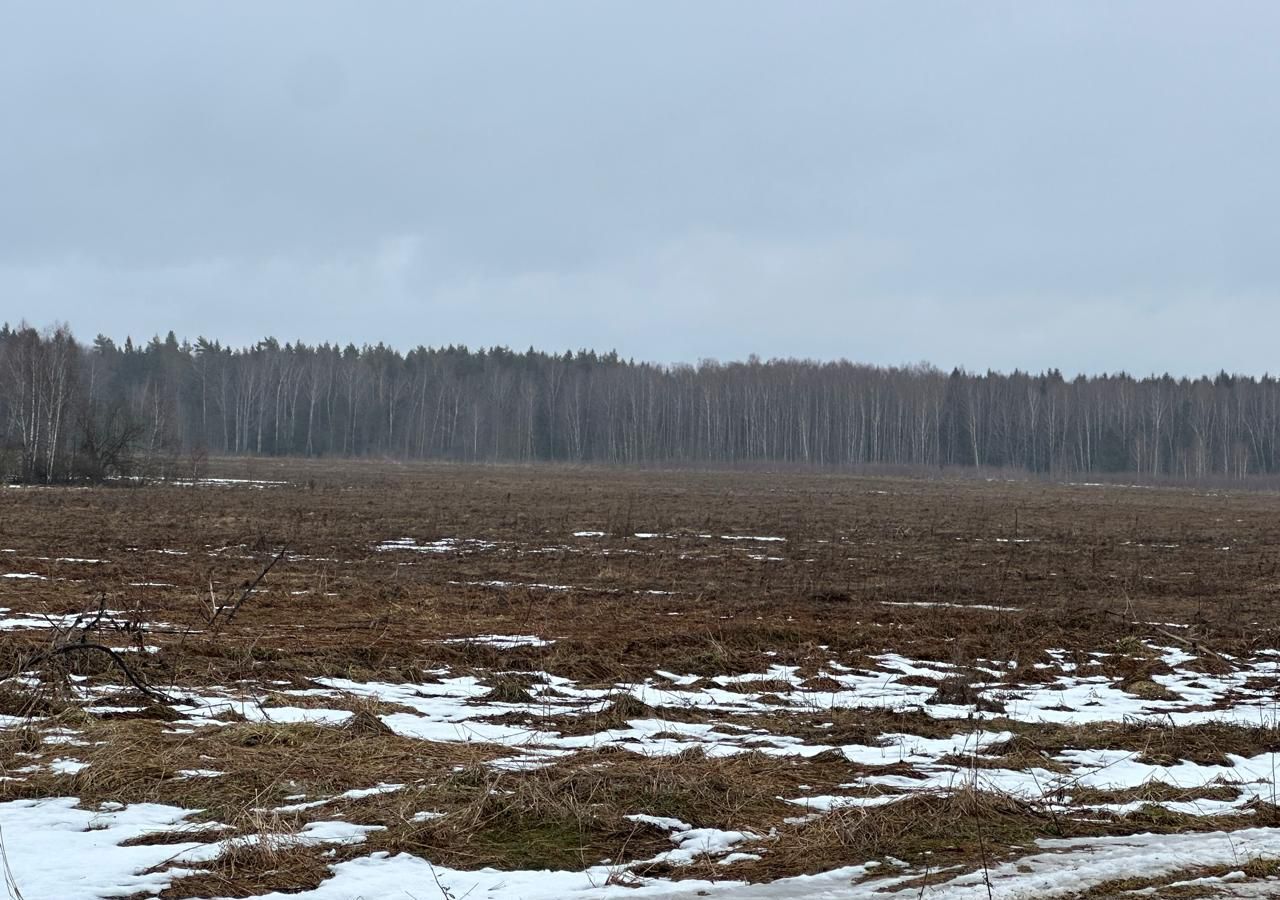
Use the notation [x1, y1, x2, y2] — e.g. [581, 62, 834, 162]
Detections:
[5, 460, 1280, 893]
[717, 786, 1053, 881]
[1044, 856, 1280, 899]
[364, 747, 808, 871]
[984, 719, 1280, 767]
[1070, 781, 1241, 807]
[159, 832, 333, 899]
[0, 717, 503, 825]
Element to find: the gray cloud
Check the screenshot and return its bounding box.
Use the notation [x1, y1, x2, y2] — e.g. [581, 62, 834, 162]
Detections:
[2, 1, 1278, 375]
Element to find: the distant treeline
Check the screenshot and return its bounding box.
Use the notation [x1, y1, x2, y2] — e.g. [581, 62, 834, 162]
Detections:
[2, 322, 1278, 482]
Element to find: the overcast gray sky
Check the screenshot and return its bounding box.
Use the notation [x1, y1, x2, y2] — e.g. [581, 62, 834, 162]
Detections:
[2, 2, 1277, 375]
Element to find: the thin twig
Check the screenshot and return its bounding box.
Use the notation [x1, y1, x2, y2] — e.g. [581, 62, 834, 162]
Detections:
[212, 545, 288, 631]
[0, 825, 25, 900]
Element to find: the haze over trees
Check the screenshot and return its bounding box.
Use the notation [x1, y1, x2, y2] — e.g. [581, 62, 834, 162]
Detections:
[1, 322, 1277, 483]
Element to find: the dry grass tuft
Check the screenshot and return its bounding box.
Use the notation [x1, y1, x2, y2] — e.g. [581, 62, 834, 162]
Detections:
[345, 708, 394, 737]
[481, 676, 537, 704]
[159, 830, 332, 899]
[928, 675, 1006, 713]
[723, 787, 1051, 881]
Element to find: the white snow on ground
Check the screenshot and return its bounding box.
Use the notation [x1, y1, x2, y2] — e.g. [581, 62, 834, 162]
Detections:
[443, 633, 554, 648]
[180, 477, 289, 487]
[97, 644, 1272, 839]
[179, 698, 357, 727]
[149, 642, 1280, 813]
[448, 580, 574, 592]
[375, 536, 500, 553]
[48, 758, 89, 775]
[0, 606, 173, 632]
[106, 475, 288, 488]
[0, 608, 108, 630]
[24, 825, 1262, 900]
[0, 797, 400, 900]
[271, 783, 405, 813]
[0, 798, 209, 899]
[10, 639, 1280, 896]
[630, 533, 787, 543]
[879, 600, 1021, 612]
[448, 579, 678, 597]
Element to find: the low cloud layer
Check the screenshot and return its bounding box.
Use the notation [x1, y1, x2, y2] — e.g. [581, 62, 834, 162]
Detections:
[2, 2, 1277, 375]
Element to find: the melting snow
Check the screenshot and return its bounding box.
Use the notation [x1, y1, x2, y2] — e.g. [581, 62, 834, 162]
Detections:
[443, 634, 553, 649]
[376, 537, 499, 554]
[97, 827, 1280, 899]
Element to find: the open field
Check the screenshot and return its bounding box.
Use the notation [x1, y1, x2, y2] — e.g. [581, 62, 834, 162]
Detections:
[4, 460, 1280, 898]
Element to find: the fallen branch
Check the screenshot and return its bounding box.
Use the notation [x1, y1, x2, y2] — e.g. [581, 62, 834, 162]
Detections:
[1099, 608, 1241, 671]
[1143, 623, 1239, 670]
[28, 643, 183, 705]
